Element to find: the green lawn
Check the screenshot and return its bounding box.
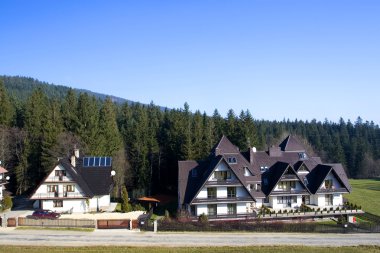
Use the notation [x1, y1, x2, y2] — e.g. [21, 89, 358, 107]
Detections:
[0, 246, 379, 253]
[345, 179, 380, 216]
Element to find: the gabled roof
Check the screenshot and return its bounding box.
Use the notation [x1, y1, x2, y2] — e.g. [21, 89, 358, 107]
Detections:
[31, 158, 113, 199]
[326, 163, 352, 193]
[211, 135, 240, 155]
[306, 164, 351, 194]
[262, 161, 309, 195]
[188, 156, 256, 204]
[279, 135, 305, 152]
[293, 161, 310, 172]
[0, 166, 8, 174]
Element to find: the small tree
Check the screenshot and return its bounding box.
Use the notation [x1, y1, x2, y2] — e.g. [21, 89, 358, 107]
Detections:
[121, 185, 131, 213]
[198, 213, 208, 224]
[2, 196, 13, 210]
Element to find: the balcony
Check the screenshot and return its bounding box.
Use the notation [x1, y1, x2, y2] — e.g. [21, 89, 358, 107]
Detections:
[31, 192, 86, 199]
[271, 189, 308, 195]
[280, 174, 298, 180]
[192, 196, 253, 204]
[44, 176, 75, 183]
[205, 179, 241, 186]
[318, 187, 348, 193]
[192, 212, 257, 220]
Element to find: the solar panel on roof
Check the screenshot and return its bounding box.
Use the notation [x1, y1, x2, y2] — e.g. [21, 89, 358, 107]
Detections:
[83, 157, 112, 167]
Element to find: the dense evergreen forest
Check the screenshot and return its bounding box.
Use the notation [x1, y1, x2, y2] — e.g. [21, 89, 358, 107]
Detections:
[0, 76, 379, 198]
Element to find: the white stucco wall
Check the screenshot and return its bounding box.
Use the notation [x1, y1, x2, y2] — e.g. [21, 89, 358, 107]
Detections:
[217, 187, 227, 198]
[40, 199, 87, 213]
[217, 203, 227, 214]
[208, 161, 237, 181]
[237, 203, 246, 214]
[197, 204, 207, 215]
[320, 172, 343, 190]
[333, 193, 343, 206]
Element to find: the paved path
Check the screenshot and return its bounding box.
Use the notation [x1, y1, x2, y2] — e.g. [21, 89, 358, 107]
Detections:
[0, 228, 379, 247]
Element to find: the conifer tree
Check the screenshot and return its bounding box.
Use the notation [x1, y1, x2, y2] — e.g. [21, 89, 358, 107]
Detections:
[0, 80, 14, 126]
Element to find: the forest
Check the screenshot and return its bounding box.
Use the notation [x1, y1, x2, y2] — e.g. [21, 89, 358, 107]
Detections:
[0, 76, 379, 198]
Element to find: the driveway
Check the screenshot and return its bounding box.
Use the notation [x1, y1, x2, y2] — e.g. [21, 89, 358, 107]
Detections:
[0, 229, 379, 247]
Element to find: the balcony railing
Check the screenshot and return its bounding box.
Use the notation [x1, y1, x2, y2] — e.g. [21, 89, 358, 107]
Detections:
[31, 192, 86, 199]
[280, 174, 298, 180]
[317, 187, 348, 193]
[205, 180, 241, 186]
[192, 196, 253, 204]
[44, 176, 74, 182]
[271, 189, 308, 195]
[197, 212, 257, 220]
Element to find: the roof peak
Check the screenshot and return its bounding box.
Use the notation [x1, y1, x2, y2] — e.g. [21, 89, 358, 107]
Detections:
[213, 135, 240, 155]
[279, 135, 306, 152]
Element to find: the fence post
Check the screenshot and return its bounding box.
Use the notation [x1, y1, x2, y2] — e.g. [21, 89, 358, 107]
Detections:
[129, 219, 132, 230]
[153, 220, 157, 233]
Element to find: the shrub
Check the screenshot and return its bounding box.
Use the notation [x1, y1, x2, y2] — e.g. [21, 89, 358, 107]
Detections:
[133, 203, 146, 211]
[1, 196, 12, 210]
[198, 213, 208, 224]
[121, 186, 132, 213]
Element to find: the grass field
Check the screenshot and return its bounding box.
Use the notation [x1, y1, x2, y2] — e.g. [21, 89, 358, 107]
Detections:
[345, 179, 380, 216]
[0, 246, 379, 253]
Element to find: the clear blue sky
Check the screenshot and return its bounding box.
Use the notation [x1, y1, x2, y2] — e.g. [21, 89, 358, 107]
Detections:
[1, 0, 379, 123]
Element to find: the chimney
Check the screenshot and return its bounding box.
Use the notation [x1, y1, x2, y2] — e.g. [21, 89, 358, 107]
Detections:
[71, 155, 76, 167]
[74, 148, 80, 158]
[249, 147, 257, 164]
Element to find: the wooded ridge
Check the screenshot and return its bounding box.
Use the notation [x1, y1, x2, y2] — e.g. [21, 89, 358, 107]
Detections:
[0, 75, 379, 198]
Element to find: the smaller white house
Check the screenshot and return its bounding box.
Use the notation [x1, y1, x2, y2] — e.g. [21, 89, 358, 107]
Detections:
[30, 149, 114, 213]
[0, 165, 9, 201]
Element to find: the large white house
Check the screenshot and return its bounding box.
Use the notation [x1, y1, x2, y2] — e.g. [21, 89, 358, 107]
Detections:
[30, 149, 114, 213]
[178, 135, 352, 220]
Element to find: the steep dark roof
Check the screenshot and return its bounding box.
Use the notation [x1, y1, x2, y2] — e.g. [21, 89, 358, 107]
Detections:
[178, 160, 210, 205]
[306, 164, 332, 194]
[279, 135, 305, 152]
[212, 135, 240, 155]
[262, 162, 288, 195]
[327, 163, 352, 193]
[31, 157, 113, 199]
[75, 159, 113, 196]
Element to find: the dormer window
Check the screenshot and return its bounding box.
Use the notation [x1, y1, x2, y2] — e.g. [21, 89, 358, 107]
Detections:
[227, 157, 237, 164]
[260, 166, 269, 173]
[244, 167, 253, 176]
[298, 152, 307, 160]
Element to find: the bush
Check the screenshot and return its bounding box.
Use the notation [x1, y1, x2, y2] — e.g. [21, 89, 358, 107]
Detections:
[1, 196, 12, 210]
[198, 213, 208, 224]
[133, 203, 146, 211]
[121, 186, 132, 213]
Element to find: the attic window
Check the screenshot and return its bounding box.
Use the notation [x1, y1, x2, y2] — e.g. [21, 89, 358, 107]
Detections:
[260, 166, 269, 173]
[227, 157, 237, 164]
[192, 169, 198, 177]
[263, 178, 268, 186]
[298, 152, 307, 160]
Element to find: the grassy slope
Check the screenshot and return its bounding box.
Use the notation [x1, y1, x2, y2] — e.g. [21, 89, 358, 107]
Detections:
[0, 246, 379, 253]
[345, 179, 380, 216]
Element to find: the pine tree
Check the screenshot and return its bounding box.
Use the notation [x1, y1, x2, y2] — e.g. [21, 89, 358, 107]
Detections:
[0, 80, 15, 126]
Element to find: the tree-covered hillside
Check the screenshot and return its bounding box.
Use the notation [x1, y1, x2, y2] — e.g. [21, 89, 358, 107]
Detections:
[0, 76, 379, 198]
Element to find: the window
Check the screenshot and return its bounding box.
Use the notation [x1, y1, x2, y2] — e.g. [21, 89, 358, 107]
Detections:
[298, 152, 307, 160]
[190, 205, 196, 216]
[277, 196, 297, 204]
[325, 194, 333, 206]
[55, 170, 66, 176]
[214, 171, 231, 180]
[227, 157, 237, 164]
[303, 195, 310, 205]
[278, 181, 296, 190]
[263, 178, 268, 186]
[66, 185, 75, 192]
[207, 204, 217, 216]
[191, 169, 198, 177]
[47, 185, 58, 192]
[256, 184, 261, 191]
[53, 200, 63, 207]
[264, 197, 269, 203]
[207, 188, 217, 198]
[324, 179, 333, 189]
[227, 187, 236, 198]
[227, 203, 237, 215]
